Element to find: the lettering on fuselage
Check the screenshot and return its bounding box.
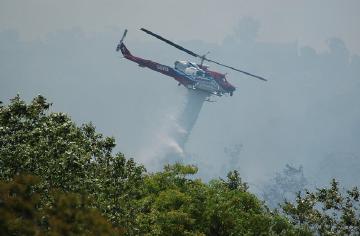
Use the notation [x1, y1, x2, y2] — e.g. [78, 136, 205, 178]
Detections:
[156, 65, 169, 72]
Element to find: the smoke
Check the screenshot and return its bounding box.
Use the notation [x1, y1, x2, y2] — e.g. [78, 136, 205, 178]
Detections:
[1, 24, 359, 187]
[137, 89, 208, 171]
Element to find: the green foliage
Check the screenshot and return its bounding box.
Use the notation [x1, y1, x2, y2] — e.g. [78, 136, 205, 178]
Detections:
[282, 179, 360, 235]
[0, 175, 42, 235]
[205, 177, 308, 236]
[46, 191, 124, 236]
[0, 175, 122, 235]
[0, 95, 145, 233]
[221, 170, 249, 191]
[135, 164, 306, 235]
[92, 153, 145, 231]
[0, 94, 116, 193]
[135, 163, 206, 235]
[3, 95, 356, 235]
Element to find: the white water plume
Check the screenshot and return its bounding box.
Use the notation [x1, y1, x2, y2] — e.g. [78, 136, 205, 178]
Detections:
[138, 89, 208, 170]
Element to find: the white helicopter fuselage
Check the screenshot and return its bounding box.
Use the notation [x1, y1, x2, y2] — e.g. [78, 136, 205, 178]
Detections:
[174, 60, 223, 95]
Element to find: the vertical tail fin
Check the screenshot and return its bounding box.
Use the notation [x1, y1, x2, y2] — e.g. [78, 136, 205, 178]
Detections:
[116, 29, 127, 51]
[116, 29, 132, 56]
[117, 43, 132, 56]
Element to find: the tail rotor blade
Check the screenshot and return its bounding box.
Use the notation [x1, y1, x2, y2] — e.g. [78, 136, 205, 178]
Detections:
[116, 29, 128, 52]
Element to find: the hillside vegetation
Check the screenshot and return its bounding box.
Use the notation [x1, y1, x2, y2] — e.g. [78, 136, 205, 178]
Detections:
[0, 95, 359, 235]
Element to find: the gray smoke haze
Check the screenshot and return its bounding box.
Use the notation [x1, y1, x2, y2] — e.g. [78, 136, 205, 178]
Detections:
[1, 18, 359, 189]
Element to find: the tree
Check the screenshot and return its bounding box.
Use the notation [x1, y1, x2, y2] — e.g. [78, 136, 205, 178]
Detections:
[0, 175, 42, 235]
[282, 179, 360, 235]
[205, 172, 310, 236]
[135, 163, 207, 235]
[135, 164, 309, 235]
[262, 164, 308, 209]
[0, 175, 123, 235]
[0, 95, 315, 235]
[221, 170, 248, 191]
[0, 95, 115, 192]
[222, 144, 243, 174]
[0, 95, 145, 232]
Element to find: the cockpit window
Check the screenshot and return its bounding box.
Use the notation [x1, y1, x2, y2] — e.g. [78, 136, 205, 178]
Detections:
[196, 70, 204, 77]
[189, 62, 196, 66]
[189, 62, 200, 69]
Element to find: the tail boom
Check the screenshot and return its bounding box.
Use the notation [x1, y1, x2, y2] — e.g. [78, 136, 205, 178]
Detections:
[116, 29, 196, 87]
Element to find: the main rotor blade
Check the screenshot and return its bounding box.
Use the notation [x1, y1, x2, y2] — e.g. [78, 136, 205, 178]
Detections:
[141, 28, 200, 58]
[206, 58, 267, 81]
[141, 28, 267, 81]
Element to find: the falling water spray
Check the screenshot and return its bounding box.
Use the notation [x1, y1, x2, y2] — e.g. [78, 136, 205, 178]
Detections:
[138, 89, 208, 170]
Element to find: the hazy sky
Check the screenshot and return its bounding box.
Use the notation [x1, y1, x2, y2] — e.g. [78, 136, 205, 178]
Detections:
[1, 0, 360, 54]
[1, 0, 359, 189]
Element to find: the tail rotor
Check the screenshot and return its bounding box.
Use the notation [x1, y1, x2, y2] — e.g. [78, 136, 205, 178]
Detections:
[116, 29, 128, 52]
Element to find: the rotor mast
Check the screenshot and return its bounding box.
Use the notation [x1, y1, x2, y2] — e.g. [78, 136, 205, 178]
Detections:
[200, 51, 210, 66]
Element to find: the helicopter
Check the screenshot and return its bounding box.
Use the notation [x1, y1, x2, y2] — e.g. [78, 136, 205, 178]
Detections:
[116, 28, 267, 97]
